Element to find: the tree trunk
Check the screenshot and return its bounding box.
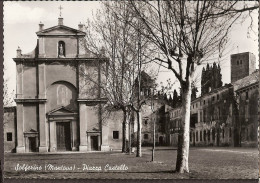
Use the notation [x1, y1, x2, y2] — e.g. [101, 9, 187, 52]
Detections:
[136, 111, 142, 157]
[176, 81, 192, 173]
[122, 110, 127, 153]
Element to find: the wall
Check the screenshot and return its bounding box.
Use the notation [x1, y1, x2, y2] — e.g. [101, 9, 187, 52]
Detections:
[106, 110, 123, 150]
[4, 107, 16, 152]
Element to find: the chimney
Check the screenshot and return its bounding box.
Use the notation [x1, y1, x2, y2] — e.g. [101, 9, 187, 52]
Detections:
[39, 21, 44, 31]
[58, 17, 63, 25]
[16, 46, 22, 58]
[78, 22, 84, 31]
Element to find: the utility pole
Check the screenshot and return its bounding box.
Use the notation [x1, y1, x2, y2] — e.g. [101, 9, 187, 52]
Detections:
[136, 17, 142, 157]
[151, 89, 156, 162]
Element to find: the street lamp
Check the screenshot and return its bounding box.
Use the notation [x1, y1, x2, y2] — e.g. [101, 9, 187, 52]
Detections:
[151, 88, 156, 162]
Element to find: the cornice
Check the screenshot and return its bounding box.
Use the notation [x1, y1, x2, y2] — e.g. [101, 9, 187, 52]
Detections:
[14, 98, 47, 103]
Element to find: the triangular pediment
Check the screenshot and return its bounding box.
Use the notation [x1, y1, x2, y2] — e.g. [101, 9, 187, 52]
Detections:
[36, 25, 85, 36]
[48, 106, 76, 115]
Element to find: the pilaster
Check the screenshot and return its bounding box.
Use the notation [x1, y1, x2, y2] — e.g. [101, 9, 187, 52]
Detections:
[79, 103, 88, 151]
[16, 104, 25, 153]
[101, 122, 110, 151]
[38, 63, 46, 98]
[39, 103, 48, 152]
[49, 122, 56, 152]
[72, 120, 78, 151]
[16, 63, 23, 99]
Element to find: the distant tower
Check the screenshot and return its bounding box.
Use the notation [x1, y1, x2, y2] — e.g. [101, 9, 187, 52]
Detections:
[230, 52, 256, 83]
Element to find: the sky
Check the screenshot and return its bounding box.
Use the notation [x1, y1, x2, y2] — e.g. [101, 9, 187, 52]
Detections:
[3, 1, 259, 103]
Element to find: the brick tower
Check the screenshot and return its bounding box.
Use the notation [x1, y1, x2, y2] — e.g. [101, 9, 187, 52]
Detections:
[230, 52, 256, 83]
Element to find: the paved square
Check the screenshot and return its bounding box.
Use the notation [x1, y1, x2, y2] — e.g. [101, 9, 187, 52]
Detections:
[4, 147, 258, 179]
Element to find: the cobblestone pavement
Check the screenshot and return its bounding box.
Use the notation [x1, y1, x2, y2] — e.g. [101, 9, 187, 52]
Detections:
[4, 147, 258, 179]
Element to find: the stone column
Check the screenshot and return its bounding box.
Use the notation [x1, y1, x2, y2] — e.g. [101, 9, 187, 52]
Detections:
[16, 103, 25, 153]
[38, 37, 45, 58]
[79, 103, 88, 151]
[72, 120, 78, 151]
[49, 122, 56, 152]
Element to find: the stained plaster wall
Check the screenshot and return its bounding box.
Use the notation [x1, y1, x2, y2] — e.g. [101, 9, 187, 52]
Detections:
[4, 108, 16, 152]
[23, 104, 38, 132]
[46, 81, 78, 112]
[105, 110, 123, 150]
[23, 65, 37, 98]
[78, 62, 99, 99]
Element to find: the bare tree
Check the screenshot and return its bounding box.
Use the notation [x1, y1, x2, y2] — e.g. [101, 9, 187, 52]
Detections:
[4, 75, 14, 107]
[83, 2, 153, 153]
[110, 0, 258, 172]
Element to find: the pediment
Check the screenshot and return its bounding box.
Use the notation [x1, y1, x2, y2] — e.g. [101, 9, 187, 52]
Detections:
[48, 106, 76, 115]
[36, 25, 85, 36]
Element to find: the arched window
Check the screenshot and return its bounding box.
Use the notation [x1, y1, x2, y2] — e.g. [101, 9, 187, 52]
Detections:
[58, 41, 65, 57]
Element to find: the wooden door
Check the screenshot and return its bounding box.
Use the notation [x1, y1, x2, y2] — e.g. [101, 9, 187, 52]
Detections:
[90, 136, 98, 151]
[28, 137, 36, 152]
[56, 122, 71, 151]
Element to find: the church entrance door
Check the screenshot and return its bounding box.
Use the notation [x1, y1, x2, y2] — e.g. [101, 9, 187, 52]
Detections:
[90, 136, 98, 151]
[56, 122, 71, 151]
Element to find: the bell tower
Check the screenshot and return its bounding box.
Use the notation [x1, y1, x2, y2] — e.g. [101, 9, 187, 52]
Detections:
[231, 52, 256, 83]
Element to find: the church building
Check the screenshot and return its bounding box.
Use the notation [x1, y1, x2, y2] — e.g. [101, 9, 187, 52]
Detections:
[12, 15, 124, 153]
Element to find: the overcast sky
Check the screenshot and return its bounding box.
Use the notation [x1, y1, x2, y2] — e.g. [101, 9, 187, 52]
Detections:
[3, 1, 259, 102]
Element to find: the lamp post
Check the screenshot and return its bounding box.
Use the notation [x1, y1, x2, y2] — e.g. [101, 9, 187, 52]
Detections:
[151, 88, 156, 162]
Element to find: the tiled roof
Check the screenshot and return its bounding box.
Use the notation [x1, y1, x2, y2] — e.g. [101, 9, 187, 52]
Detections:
[233, 70, 259, 92]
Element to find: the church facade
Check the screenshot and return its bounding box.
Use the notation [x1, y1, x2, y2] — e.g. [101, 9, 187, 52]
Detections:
[12, 17, 124, 153]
